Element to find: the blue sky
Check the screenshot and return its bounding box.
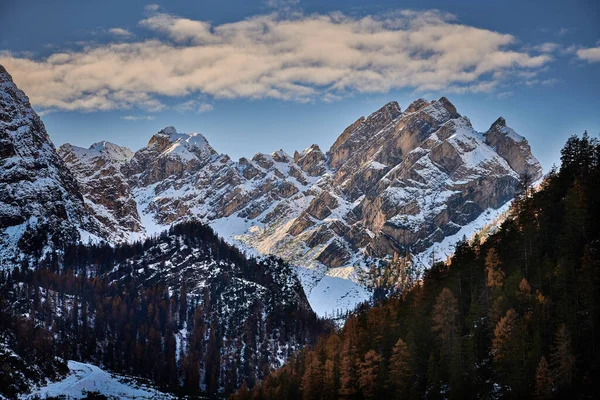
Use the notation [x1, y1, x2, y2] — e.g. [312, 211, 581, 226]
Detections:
[1, 0, 599, 170]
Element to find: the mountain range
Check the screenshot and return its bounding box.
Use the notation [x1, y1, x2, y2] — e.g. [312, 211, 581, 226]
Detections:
[0, 64, 542, 316]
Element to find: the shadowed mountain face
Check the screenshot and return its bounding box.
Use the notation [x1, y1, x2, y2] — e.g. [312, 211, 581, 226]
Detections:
[0, 66, 103, 264]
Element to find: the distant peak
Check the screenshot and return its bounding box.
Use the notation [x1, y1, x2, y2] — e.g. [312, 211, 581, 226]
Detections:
[159, 126, 178, 136]
[434, 96, 458, 115]
[272, 149, 291, 163]
[490, 117, 507, 130]
[405, 98, 430, 114]
[366, 101, 402, 122]
[59, 141, 133, 163]
[150, 127, 208, 145]
[89, 141, 108, 151]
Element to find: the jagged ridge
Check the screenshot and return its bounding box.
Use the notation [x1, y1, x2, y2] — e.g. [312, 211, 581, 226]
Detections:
[58, 98, 542, 316]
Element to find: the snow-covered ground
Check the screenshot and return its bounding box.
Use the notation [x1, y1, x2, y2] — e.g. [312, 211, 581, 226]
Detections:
[22, 361, 175, 399]
[294, 266, 370, 317]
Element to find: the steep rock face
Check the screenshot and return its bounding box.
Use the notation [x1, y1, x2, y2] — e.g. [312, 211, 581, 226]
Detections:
[294, 145, 327, 176]
[57, 97, 542, 316]
[58, 142, 142, 242]
[0, 65, 100, 264]
[485, 117, 541, 179]
[328, 101, 402, 170]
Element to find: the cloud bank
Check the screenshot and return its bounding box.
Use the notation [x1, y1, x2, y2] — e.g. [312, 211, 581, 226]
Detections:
[0, 9, 553, 113]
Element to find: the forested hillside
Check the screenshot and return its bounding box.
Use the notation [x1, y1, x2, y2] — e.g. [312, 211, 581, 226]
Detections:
[0, 222, 329, 398]
[232, 133, 600, 399]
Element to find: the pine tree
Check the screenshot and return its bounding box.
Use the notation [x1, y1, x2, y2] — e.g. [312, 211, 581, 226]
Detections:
[432, 288, 458, 359]
[358, 350, 381, 400]
[485, 248, 504, 289]
[516, 277, 531, 305]
[492, 308, 518, 363]
[388, 338, 412, 397]
[323, 358, 337, 399]
[301, 351, 324, 400]
[340, 319, 359, 398]
[551, 324, 575, 391]
[534, 356, 552, 399]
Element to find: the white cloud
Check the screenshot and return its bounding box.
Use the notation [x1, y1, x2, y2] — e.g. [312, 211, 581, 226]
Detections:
[497, 91, 513, 99]
[197, 103, 214, 113]
[0, 9, 554, 113]
[122, 115, 155, 120]
[145, 4, 160, 12]
[577, 46, 600, 63]
[108, 28, 133, 37]
[174, 100, 214, 113]
[531, 42, 560, 53]
[541, 78, 559, 86]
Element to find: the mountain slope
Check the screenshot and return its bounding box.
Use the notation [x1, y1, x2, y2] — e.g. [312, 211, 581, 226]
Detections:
[0, 65, 101, 267]
[59, 98, 542, 316]
[58, 141, 143, 243]
[233, 132, 600, 400]
[0, 221, 326, 398]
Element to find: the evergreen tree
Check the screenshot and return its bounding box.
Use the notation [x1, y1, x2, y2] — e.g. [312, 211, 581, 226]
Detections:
[432, 288, 459, 359]
[358, 350, 381, 400]
[535, 356, 552, 399]
[387, 338, 412, 397]
[551, 324, 575, 391]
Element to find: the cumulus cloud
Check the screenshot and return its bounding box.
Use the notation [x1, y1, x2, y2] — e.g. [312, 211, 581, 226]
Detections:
[108, 28, 133, 37]
[577, 46, 600, 63]
[0, 9, 554, 113]
[122, 115, 155, 120]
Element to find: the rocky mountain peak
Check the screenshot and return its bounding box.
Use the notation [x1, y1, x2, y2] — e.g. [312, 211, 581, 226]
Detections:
[272, 149, 292, 163]
[295, 144, 326, 176]
[484, 117, 541, 179]
[365, 101, 402, 124]
[328, 101, 402, 170]
[490, 116, 507, 130]
[419, 96, 461, 123]
[58, 142, 143, 243]
[405, 98, 431, 114]
[148, 126, 214, 157]
[127, 127, 218, 186]
[59, 141, 133, 165]
[0, 64, 101, 264]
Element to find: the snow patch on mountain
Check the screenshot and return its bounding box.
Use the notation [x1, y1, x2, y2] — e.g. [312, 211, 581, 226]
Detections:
[413, 199, 513, 269]
[22, 361, 175, 399]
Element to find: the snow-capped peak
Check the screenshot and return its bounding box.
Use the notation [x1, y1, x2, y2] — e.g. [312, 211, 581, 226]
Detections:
[146, 127, 215, 163]
[60, 141, 134, 164]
